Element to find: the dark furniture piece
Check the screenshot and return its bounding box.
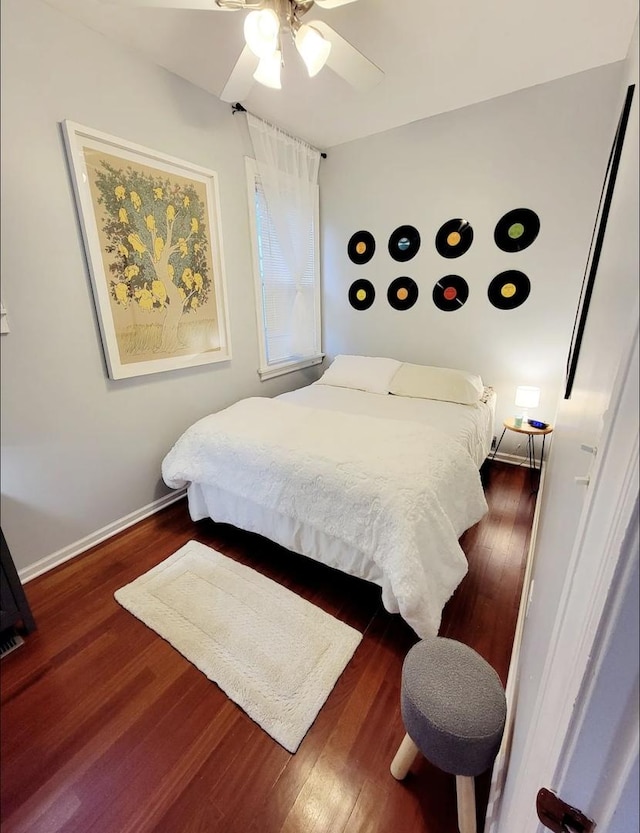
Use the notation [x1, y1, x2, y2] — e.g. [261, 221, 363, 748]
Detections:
[1, 528, 36, 635]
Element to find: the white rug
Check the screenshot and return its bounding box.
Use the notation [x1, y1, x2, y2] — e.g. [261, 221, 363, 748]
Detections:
[114, 540, 362, 753]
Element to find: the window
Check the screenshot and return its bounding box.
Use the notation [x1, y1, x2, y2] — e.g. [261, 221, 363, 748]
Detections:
[245, 157, 323, 380]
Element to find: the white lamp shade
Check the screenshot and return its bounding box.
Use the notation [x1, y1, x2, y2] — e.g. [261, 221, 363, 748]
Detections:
[295, 24, 332, 77]
[515, 386, 540, 409]
[244, 9, 280, 59]
[253, 50, 282, 89]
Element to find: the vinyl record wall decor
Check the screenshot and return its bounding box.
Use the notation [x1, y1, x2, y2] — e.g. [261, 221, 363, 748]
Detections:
[494, 208, 540, 252]
[348, 278, 375, 310]
[487, 207, 539, 310]
[487, 270, 531, 310]
[435, 219, 474, 258]
[387, 277, 419, 310]
[433, 275, 469, 311]
[348, 230, 376, 265]
[389, 225, 421, 262]
[346, 209, 541, 312]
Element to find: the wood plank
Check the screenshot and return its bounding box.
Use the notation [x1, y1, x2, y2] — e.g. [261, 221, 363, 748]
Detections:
[0, 461, 534, 833]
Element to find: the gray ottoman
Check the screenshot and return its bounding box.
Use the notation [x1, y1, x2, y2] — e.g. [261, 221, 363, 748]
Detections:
[390, 637, 507, 833]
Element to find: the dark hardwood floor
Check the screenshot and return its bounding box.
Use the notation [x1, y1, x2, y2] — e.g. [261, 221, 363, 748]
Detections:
[0, 461, 534, 833]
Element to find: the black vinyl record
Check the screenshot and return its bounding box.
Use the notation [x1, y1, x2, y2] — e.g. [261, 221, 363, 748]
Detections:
[494, 208, 540, 252]
[432, 275, 469, 311]
[348, 279, 376, 310]
[435, 219, 474, 258]
[348, 230, 376, 264]
[388, 225, 421, 262]
[387, 277, 418, 310]
[488, 270, 531, 310]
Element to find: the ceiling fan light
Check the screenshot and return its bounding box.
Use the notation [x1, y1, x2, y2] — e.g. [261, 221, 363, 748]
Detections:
[253, 50, 282, 89]
[295, 24, 332, 77]
[244, 9, 280, 59]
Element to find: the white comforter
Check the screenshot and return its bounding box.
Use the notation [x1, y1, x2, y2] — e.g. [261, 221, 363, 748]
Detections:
[162, 397, 488, 637]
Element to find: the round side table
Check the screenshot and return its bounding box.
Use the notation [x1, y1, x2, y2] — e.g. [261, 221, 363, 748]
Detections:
[491, 418, 553, 493]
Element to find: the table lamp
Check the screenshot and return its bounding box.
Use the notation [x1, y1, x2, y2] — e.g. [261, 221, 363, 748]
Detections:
[515, 385, 540, 427]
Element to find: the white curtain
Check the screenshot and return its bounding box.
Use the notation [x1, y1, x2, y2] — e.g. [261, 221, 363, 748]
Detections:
[247, 113, 320, 361]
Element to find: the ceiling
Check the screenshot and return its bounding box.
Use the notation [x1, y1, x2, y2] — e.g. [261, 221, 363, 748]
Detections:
[42, 0, 637, 148]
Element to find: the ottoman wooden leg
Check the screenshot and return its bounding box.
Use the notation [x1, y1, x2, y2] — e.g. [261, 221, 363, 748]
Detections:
[455, 775, 477, 833]
[390, 733, 419, 780]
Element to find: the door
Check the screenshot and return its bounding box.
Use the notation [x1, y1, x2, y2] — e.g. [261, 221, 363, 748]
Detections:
[552, 497, 638, 833]
[493, 319, 638, 832]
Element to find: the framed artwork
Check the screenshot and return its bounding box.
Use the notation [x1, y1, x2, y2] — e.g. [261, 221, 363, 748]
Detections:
[564, 84, 635, 398]
[63, 121, 231, 379]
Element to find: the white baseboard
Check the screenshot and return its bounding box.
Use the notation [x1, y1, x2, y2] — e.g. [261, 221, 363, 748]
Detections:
[491, 451, 540, 467]
[19, 490, 187, 583]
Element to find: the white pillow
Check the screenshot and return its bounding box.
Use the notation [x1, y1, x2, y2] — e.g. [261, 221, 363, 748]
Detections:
[389, 363, 484, 405]
[316, 354, 402, 395]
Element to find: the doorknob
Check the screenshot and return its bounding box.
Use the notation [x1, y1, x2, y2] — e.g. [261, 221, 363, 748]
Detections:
[536, 788, 596, 832]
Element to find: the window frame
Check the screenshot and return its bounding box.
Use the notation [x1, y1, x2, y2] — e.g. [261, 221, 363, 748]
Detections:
[245, 157, 323, 381]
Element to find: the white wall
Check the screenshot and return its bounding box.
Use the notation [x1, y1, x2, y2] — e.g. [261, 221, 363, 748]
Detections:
[511, 40, 639, 762]
[493, 17, 638, 830]
[0, 0, 318, 574]
[319, 64, 624, 454]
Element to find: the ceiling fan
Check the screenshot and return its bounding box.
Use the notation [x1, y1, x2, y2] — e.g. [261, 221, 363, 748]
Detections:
[100, 0, 384, 101]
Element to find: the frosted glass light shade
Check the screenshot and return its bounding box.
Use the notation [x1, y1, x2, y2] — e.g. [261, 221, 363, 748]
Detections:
[515, 386, 540, 409]
[253, 50, 282, 89]
[295, 24, 332, 77]
[244, 9, 280, 59]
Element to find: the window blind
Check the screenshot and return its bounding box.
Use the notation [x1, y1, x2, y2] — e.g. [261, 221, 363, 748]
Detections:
[252, 176, 319, 366]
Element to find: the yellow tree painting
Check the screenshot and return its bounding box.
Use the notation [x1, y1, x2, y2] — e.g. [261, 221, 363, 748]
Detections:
[63, 122, 231, 379]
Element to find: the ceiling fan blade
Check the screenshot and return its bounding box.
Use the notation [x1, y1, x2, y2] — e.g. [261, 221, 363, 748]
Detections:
[220, 45, 259, 102]
[97, 0, 230, 9]
[314, 0, 359, 8]
[311, 20, 383, 91]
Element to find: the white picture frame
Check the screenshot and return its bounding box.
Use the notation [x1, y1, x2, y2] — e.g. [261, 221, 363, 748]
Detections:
[63, 120, 231, 379]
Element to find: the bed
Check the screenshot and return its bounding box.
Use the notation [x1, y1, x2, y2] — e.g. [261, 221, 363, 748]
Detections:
[162, 356, 496, 638]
